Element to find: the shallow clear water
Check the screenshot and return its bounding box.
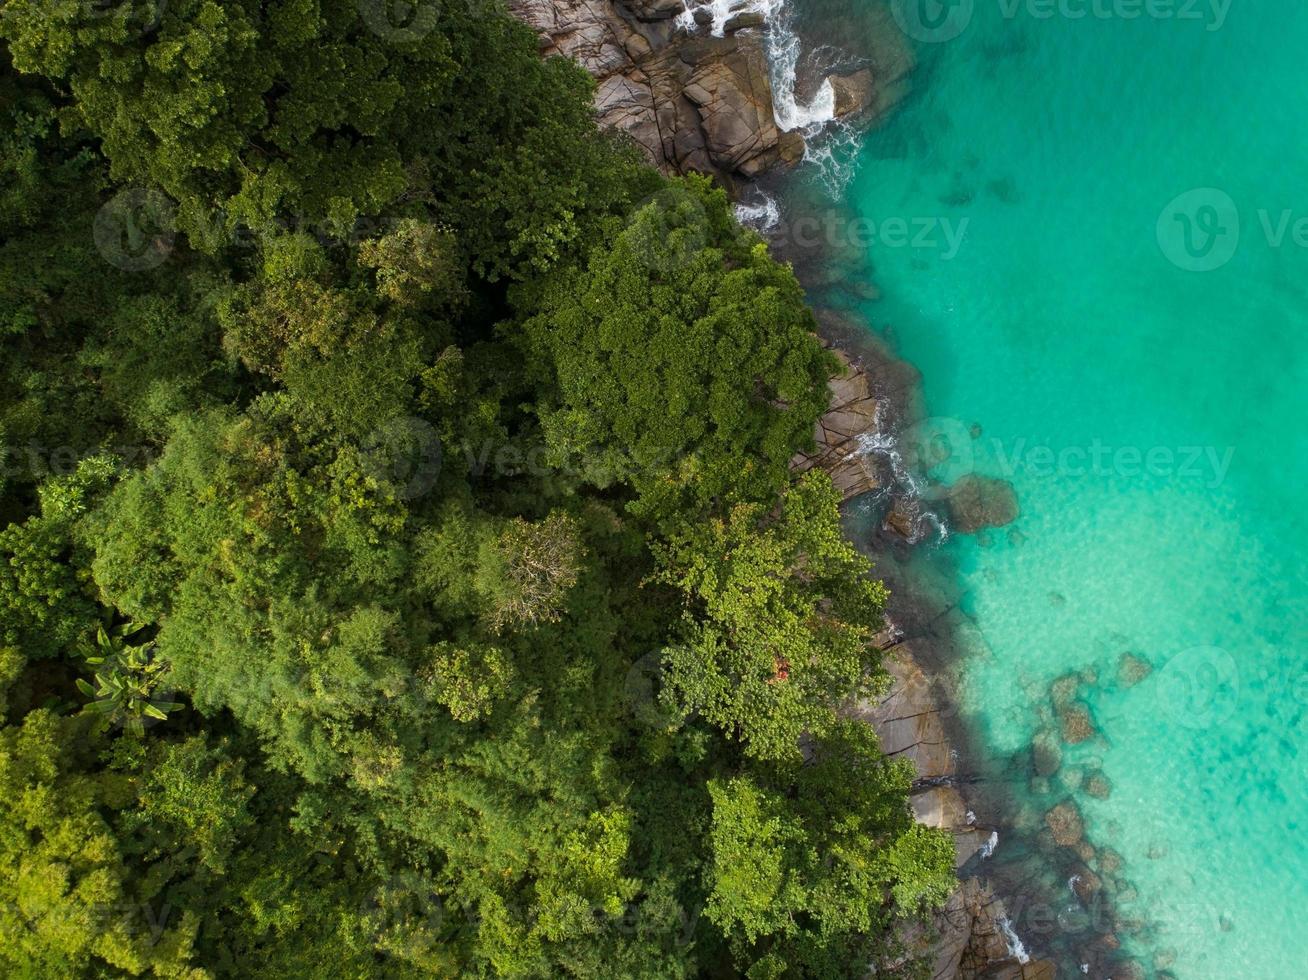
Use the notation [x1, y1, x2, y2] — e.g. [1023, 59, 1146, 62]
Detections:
[789, 2, 1308, 975]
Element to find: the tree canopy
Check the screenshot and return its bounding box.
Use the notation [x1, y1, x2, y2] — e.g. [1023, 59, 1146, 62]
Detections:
[0, 2, 954, 976]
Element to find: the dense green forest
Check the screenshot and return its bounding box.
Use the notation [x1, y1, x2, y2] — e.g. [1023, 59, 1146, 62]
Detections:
[0, 0, 954, 975]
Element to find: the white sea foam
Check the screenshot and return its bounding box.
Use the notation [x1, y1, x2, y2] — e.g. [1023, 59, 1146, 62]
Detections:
[735, 190, 781, 231]
[856, 430, 923, 495]
[979, 831, 999, 859]
[802, 118, 863, 195]
[916, 510, 949, 544]
[997, 917, 1031, 965]
[676, 0, 777, 39]
[676, 0, 843, 140]
[762, 1, 835, 133]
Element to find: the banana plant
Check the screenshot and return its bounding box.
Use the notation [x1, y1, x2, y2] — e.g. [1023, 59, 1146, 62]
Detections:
[76, 623, 183, 736]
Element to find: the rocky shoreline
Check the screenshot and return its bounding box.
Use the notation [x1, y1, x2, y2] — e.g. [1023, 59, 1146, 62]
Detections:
[801, 328, 1057, 979]
[507, 0, 902, 188]
[504, 2, 1066, 974]
[802, 321, 1167, 979]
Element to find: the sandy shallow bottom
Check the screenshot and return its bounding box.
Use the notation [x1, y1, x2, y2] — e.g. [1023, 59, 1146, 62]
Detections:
[777, 1, 1308, 975]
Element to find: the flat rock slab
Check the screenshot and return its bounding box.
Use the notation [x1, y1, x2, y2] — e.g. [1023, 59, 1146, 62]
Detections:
[790, 347, 883, 500]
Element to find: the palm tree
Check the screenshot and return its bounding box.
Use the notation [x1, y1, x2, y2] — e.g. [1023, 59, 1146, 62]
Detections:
[76, 623, 183, 736]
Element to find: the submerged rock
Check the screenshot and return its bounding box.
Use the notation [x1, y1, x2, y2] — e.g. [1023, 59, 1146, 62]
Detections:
[1114, 916, 1146, 936]
[1045, 800, 1085, 846]
[1117, 651, 1153, 687]
[884, 496, 919, 540]
[1084, 770, 1113, 799]
[1056, 764, 1085, 793]
[940, 474, 1020, 533]
[1097, 848, 1124, 874]
[1031, 729, 1062, 777]
[829, 68, 874, 118]
[1109, 960, 1147, 980]
[1058, 702, 1097, 744]
[1071, 868, 1102, 904]
[1050, 672, 1081, 706]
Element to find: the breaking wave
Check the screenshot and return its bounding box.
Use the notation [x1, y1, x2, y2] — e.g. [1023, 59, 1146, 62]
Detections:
[734, 188, 782, 231]
[676, 0, 859, 191]
[998, 916, 1031, 965]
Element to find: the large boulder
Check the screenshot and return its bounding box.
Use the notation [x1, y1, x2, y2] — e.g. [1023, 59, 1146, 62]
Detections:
[1045, 800, 1085, 847]
[1117, 652, 1153, 687]
[941, 474, 1020, 533]
[509, 0, 919, 184]
[829, 68, 874, 118]
[681, 38, 784, 177]
[507, 0, 793, 182]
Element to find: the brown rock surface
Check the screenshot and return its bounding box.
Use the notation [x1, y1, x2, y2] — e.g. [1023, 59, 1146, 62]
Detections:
[790, 346, 882, 500]
[508, 0, 789, 182]
[1046, 800, 1085, 847]
[857, 640, 1044, 980]
[852, 645, 999, 870]
[509, 0, 915, 184]
[1058, 702, 1096, 744]
[829, 68, 874, 117]
[1117, 651, 1153, 687]
[891, 878, 1043, 980]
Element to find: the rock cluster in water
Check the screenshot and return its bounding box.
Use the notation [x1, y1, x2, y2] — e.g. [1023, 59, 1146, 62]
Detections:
[506, 0, 891, 185]
[940, 473, 1021, 534]
[853, 632, 1061, 978]
[1000, 658, 1177, 978]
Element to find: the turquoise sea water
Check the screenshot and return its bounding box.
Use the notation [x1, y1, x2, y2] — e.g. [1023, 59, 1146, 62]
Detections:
[788, 2, 1308, 976]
